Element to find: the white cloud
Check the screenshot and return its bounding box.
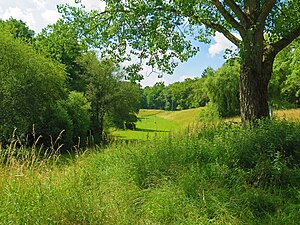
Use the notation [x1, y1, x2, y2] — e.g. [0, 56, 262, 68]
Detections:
[58, 0, 105, 11]
[2, 7, 36, 30]
[82, 0, 106, 11]
[208, 32, 240, 57]
[32, 0, 46, 9]
[42, 9, 60, 25]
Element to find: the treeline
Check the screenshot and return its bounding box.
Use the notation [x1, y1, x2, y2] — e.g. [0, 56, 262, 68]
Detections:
[142, 40, 300, 117]
[0, 18, 141, 150]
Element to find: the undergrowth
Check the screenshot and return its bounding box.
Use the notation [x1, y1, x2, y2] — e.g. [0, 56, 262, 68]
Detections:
[0, 119, 299, 224]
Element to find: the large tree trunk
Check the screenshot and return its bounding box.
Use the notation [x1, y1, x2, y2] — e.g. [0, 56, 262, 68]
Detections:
[240, 61, 271, 123]
[239, 30, 275, 124]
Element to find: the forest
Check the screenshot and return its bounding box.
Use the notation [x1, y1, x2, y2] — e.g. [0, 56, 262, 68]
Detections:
[0, 1, 300, 224]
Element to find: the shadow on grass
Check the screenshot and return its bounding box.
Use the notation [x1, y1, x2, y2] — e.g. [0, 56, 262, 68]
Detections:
[135, 128, 168, 133]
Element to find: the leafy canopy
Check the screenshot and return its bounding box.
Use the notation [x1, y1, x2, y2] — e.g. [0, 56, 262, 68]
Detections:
[59, 1, 300, 80]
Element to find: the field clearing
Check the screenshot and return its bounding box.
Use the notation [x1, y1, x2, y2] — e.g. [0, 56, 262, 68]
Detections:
[114, 107, 300, 140]
[112, 108, 204, 140]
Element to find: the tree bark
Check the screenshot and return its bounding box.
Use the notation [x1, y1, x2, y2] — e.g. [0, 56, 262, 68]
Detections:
[240, 61, 271, 123]
[239, 28, 275, 124]
[239, 39, 276, 124]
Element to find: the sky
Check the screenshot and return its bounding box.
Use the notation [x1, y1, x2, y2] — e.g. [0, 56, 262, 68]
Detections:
[0, 0, 237, 87]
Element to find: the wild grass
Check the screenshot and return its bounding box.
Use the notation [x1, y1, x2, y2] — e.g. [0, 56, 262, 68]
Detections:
[0, 119, 299, 224]
[225, 108, 300, 122]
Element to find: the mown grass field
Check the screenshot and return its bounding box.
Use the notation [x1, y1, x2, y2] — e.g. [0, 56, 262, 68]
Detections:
[0, 108, 300, 224]
[112, 108, 204, 140]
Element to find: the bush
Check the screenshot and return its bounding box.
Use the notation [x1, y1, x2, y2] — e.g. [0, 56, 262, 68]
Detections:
[65, 91, 91, 147]
[37, 102, 73, 151]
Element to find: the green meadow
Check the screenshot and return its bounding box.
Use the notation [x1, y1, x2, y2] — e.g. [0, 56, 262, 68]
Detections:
[0, 108, 300, 224]
[112, 108, 204, 140]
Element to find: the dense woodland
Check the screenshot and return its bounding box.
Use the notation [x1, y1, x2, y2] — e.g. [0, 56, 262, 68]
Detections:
[0, 18, 141, 149]
[0, 17, 299, 150]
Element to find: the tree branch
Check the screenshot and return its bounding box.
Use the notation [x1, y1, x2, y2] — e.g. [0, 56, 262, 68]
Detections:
[212, 0, 245, 35]
[159, 5, 242, 47]
[224, 0, 248, 26]
[202, 19, 241, 46]
[257, 0, 276, 26]
[95, 5, 242, 47]
[272, 26, 300, 54]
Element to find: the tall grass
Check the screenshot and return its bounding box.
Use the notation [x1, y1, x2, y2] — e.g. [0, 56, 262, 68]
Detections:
[0, 119, 299, 224]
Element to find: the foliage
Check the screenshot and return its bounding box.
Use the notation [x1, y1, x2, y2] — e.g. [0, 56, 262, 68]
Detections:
[271, 38, 300, 106]
[36, 19, 88, 91]
[59, 0, 300, 122]
[0, 31, 67, 145]
[205, 60, 240, 117]
[76, 52, 142, 143]
[111, 81, 141, 129]
[0, 18, 35, 41]
[1, 119, 300, 224]
[65, 91, 91, 147]
[38, 102, 73, 150]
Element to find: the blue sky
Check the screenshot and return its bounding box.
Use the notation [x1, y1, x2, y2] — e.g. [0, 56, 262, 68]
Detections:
[0, 0, 237, 87]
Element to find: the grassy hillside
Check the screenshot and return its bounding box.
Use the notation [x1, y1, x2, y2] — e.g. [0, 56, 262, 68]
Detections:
[112, 108, 204, 140]
[113, 107, 300, 140]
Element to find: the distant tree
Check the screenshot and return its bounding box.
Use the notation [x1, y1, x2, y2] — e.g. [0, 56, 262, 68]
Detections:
[205, 60, 240, 117]
[0, 18, 35, 41]
[191, 77, 210, 107]
[111, 82, 142, 129]
[151, 82, 166, 110]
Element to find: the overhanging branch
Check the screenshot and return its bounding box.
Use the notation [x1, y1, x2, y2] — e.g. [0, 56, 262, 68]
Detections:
[202, 19, 241, 46]
[153, 5, 242, 47]
[257, 0, 276, 27]
[212, 0, 245, 35]
[272, 26, 300, 54]
[224, 0, 248, 26]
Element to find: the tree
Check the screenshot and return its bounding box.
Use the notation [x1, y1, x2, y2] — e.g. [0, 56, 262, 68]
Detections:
[65, 91, 91, 147]
[0, 18, 35, 41]
[272, 38, 300, 106]
[0, 31, 67, 145]
[76, 52, 118, 143]
[60, 0, 300, 123]
[111, 81, 142, 129]
[205, 60, 240, 117]
[36, 19, 87, 91]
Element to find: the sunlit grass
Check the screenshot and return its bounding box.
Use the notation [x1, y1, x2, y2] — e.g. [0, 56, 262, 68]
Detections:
[1, 120, 300, 224]
[113, 108, 203, 140]
[225, 108, 300, 122]
[274, 108, 300, 121]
